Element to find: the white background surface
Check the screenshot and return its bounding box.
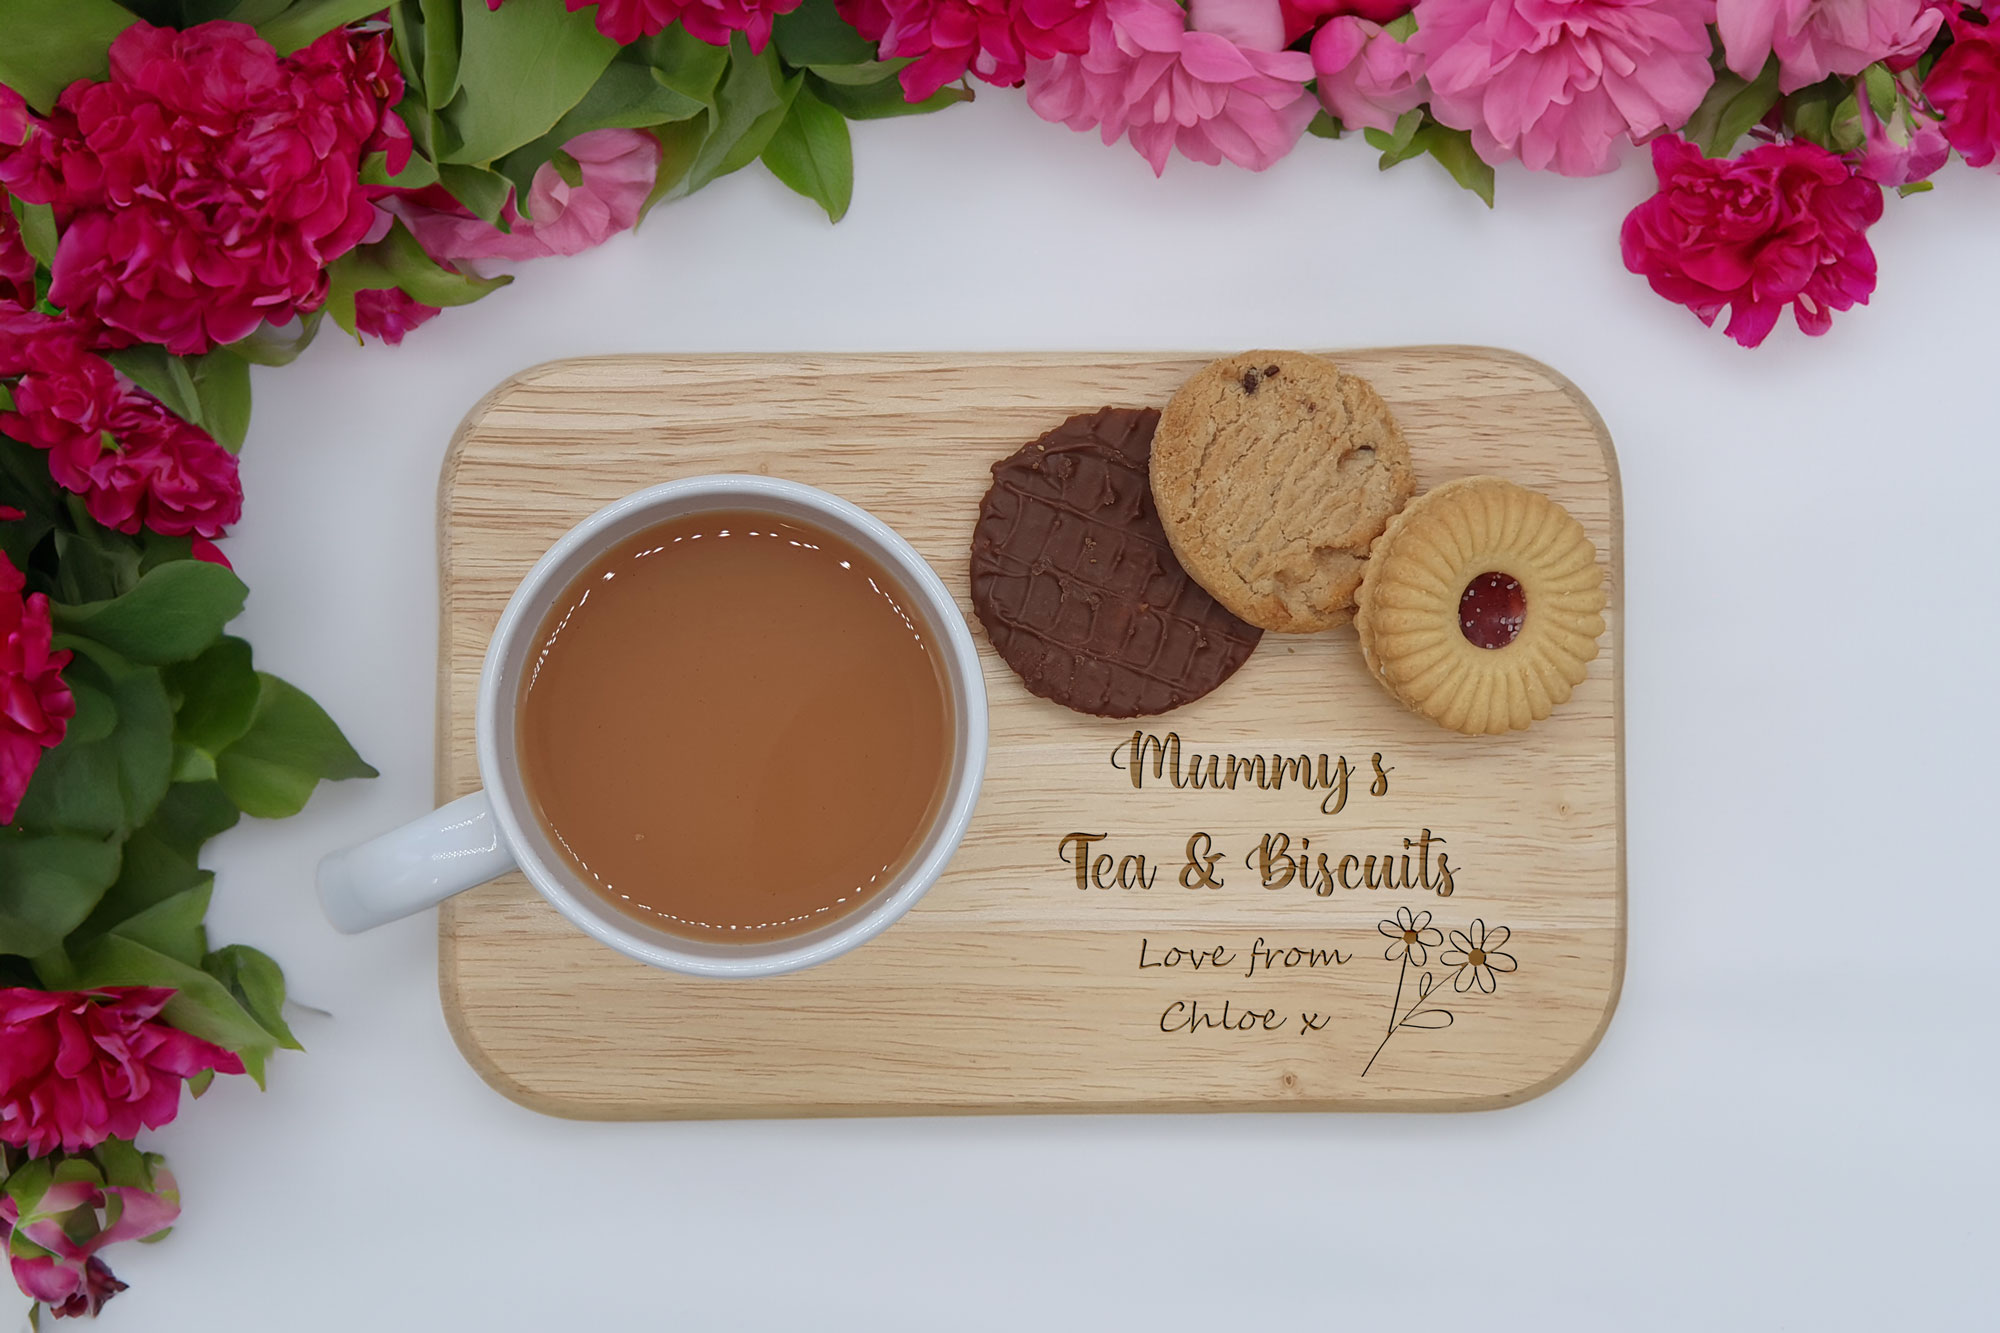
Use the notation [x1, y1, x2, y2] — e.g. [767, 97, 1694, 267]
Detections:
[17, 91, 1998, 1329]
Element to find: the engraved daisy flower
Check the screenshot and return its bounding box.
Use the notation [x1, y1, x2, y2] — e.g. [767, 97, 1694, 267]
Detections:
[1442, 920, 1516, 993]
[1377, 907, 1443, 966]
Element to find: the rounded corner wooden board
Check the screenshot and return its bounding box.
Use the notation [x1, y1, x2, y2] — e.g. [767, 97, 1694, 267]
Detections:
[437, 349, 1624, 1120]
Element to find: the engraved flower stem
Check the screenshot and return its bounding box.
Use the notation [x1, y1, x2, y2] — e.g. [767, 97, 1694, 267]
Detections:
[1362, 962, 1468, 1078]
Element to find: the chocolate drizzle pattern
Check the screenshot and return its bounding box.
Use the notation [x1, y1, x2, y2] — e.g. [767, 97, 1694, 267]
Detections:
[970, 407, 1263, 717]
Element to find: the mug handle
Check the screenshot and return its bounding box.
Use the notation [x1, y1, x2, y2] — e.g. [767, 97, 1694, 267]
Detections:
[317, 791, 518, 933]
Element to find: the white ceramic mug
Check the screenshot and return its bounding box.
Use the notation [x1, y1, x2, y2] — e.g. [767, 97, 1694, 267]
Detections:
[317, 475, 989, 977]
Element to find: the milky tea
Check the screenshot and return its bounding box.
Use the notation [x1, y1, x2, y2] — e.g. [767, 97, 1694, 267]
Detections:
[514, 508, 953, 941]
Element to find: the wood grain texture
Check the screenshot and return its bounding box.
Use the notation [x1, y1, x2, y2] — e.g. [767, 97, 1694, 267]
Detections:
[437, 349, 1624, 1119]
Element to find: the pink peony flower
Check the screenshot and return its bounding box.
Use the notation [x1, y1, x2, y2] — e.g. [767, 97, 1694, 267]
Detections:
[0, 552, 72, 823]
[1311, 15, 1428, 134]
[1926, 12, 2000, 167]
[1851, 73, 1949, 185]
[1717, 0, 1942, 93]
[0, 989, 244, 1156]
[1280, 0, 1414, 43]
[2, 1160, 178, 1318]
[1622, 135, 1884, 347]
[0, 22, 406, 355]
[1025, 0, 1318, 174]
[392, 129, 662, 271]
[838, 0, 1097, 100]
[354, 288, 443, 345]
[1410, 0, 1718, 176]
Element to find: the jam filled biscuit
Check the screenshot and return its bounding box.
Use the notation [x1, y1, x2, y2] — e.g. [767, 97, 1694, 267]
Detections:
[1354, 477, 1607, 735]
[1150, 351, 1415, 633]
[970, 407, 1263, 718]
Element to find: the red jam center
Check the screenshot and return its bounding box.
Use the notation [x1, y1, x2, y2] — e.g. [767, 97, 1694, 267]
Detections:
[1459, 571, 1525, 649]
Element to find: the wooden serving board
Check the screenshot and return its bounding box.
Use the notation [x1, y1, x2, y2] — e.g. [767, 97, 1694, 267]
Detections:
[438, 350, 1623, 1118]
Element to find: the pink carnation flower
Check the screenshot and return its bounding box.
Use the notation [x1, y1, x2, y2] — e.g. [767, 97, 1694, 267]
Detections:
[1311, 15, 1428, 134]
[72, 395, 244, 540]
[0, 988, 244, 1156]
[1411, 0, 1718, 176]
[1622, 135, 1884, 347]
[0, 309, 241, 540]
[1025, 0, 1318, 175]
[0, 552, 73, 824]
[0, 209, 32, 309]
[1926, 12, 2000, 168]
[354, 288, 443, 345]
[2, 1160, 178, 1318]
[1717, 0, 1941, 93]
[0, 321, 121, 465]
[392, 129, 662, 272]
[0, 21, 407, 355]
[0, 83, 24, 147]
[489, 0, 804, 50]
[840, 0, 1098, 99]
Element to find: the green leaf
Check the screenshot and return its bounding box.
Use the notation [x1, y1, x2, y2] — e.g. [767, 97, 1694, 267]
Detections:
[8, 197, 58, 268]
[361, 136, 442, 190]
[803, 59, 906, 87]
[204, 944, 301, 1050]
[1826, 90, 1866, 153]
[638, 24, 732, 103]
[52, 519, 142, 607]
[687, 37, 802, 193]
[226, 311, 324, 368]
[638, 116, 711, 220]
[70, 824, 203, 946]
[420, 0, 463, 110]
[1364, 107, 1427, 164]
[256, 0, 387, 55]
[190, 352, 253, 454]
[435, 161, 515, 224]
[442, 0, 619, 165]
[53, 560, 248, 666]
[323, 218, 512, 334]
[1684, 57, 1782, 158]
[103, 347, 201, 428]
[391, 0, 428, 101]
[808, 73, 969, 119]
[0, 832, 122, 959]
[171, 743, 216, 784]
[773, 0, 881, 66]
[1421, 124, 1495, 208]
[1862, 63, 1897, 124]
[224, 0, 293, 21]
[108, 881, 211, 969]
[761, 85, 853, 222]
[0, 0, 136, 112]
[1383, 11, 1417, 39]
[366, 220, 511, 307]
[166, 635, 260, 756]
[215, 673, 377, 818]
[493, 57, 707, 212]
[1306, 109, 1342, 140]
[12, 651, 173, 838]
[146, 781, 242, 857]
[61, 934, 277, 1082]
[1898, 179, 1935, 197]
